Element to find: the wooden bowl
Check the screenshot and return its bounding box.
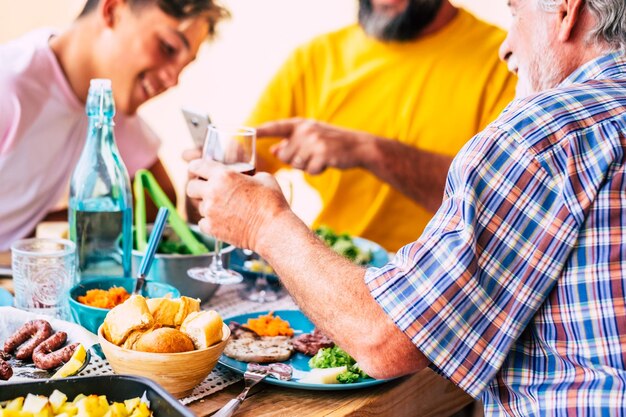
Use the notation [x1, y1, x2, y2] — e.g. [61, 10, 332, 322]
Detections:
[98, 324, 230, 398]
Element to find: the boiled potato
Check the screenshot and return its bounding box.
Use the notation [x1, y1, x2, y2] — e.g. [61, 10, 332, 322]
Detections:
[102, 402, 127, 417]
[48, 391, 67, 414]
[122, 400, 138, 416]
[23, 394, 50, 414]
[56, 403, 77, 417]
[1, 410, 32, 417]
[0, 392, 150, 417]
[4, 398, 25, 411]
[128, 403, 150, 417]
[75, 395, 109, 417]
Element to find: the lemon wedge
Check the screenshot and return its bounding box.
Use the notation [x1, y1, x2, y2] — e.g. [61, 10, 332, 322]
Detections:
[51, 344, 88, 379]
[299, 366, 347, 384]
[244, 259, 274, 275]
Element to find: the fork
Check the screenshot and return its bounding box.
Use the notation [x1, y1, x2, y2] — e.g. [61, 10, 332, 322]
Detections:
[212, 367, 268, 417]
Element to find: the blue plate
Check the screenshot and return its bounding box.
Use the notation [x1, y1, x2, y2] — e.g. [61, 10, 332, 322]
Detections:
[219, 310, 392, 390]
[352, 237, 389, 268]
[0, 288, 13, 307]
[230, 237, 389, 283]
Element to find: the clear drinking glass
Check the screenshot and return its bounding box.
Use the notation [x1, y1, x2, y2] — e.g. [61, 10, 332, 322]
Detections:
[187, 125, 256, 285]
[11, 238, 76, 320]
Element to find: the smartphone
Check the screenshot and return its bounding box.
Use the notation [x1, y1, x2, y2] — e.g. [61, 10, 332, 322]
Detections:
[181, 107, 212, 148]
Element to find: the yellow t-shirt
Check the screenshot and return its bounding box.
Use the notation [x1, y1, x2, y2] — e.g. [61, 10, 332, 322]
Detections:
[248, 9, 516, 251]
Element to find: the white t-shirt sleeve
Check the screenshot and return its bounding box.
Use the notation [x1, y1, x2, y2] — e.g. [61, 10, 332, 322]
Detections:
[115, 115, 161, 176]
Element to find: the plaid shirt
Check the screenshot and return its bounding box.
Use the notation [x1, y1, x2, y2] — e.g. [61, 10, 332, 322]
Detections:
[366, 51, 626, 416]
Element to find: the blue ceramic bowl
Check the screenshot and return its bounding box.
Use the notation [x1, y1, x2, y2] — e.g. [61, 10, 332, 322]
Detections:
[69, 277, 180, 334]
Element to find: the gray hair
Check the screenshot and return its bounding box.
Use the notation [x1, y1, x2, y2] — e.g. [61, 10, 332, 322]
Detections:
[538, 0, 626, 50]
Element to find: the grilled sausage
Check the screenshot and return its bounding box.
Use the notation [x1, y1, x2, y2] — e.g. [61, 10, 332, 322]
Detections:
[32, 332, 78, 370]
[3, 319, 53, 360]
[0, 357, 12, 380]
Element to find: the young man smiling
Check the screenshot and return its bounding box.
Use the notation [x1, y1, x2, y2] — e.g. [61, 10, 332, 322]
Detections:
[0, 0, 228, 249]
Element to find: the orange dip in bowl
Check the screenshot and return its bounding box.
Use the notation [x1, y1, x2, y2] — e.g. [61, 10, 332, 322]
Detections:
[78, 287, 130, 309]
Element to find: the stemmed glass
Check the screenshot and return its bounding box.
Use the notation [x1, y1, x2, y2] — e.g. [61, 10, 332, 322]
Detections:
[187, 125, 256, 285]
[241, 253, 281, 303]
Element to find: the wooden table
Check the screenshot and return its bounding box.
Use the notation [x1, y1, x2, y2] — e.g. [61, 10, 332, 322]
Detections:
[188, 368, 472, 416]
[0, 250, 473, 416]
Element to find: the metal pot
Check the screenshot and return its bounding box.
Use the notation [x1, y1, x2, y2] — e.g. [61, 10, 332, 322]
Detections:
[129, 225, 234, 303]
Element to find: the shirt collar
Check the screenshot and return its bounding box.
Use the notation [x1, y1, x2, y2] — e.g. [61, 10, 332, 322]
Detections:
[559, 49, 626, 87]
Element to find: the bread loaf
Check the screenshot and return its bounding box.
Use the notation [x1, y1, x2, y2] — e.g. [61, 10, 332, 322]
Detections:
[180, 310, 223, 349]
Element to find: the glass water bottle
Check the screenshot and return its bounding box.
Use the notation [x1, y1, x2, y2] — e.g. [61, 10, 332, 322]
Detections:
[69, 79, 132, 279]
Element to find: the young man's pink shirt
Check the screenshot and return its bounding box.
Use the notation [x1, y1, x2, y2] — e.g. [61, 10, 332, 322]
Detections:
[0, 29, 160, 250]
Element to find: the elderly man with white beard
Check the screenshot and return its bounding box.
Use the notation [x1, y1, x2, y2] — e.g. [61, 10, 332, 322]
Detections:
[188, 0, 626, 415]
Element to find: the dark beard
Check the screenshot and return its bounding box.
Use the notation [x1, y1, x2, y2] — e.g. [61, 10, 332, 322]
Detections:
[358, 0, 443, 42]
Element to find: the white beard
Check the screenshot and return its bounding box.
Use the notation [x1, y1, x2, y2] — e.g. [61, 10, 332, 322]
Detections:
[515, 26, 566, 99]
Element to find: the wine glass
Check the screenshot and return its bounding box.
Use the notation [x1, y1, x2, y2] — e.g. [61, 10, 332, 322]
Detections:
[187, 125, 256, 285]
[240, 253, 282, 303]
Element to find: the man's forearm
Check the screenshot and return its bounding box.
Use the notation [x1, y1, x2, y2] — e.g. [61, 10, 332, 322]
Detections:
[257, 211, 429, 379]
[185, 158, 429, 377]
[358, 135, 453, 213]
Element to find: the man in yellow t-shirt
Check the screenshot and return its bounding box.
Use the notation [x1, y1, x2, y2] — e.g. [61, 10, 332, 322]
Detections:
[248, 0, 516, 252]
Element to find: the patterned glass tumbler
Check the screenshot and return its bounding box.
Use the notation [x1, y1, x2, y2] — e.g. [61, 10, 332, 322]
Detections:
[11, 238, 76, 321]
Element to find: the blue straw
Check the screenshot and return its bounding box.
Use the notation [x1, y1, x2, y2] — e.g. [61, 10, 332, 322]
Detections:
[134, 207, 169, 294]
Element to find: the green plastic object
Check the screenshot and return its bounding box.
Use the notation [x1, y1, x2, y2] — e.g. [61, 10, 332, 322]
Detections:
[133, 169, 209, 255]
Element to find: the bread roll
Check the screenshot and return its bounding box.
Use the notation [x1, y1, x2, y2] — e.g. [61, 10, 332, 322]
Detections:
[146, 296, 201, 327]
[122, 329, 148, 350]
[103, 295, 154, 345]
[180, 310, 223, 349]
[146, 298, 180, 327]
[134, 327, 195, 353]
[175, 296, 201, 326]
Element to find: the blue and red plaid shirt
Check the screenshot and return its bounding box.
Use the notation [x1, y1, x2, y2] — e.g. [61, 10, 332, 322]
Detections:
[366, 51, 626, 416]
